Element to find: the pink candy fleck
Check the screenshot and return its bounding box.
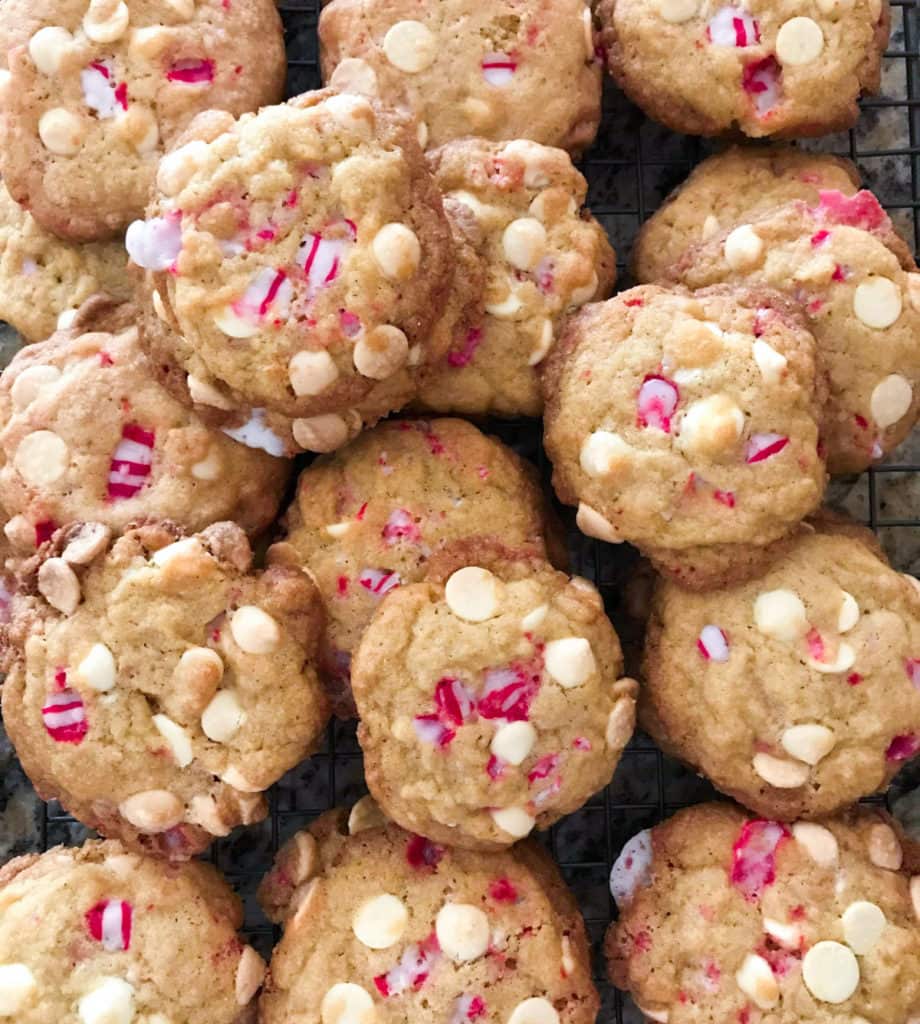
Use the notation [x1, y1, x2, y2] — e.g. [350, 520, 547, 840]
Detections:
[816, 190, 887, 232]
[373, 933, 440, 997]
[697, 625, 730, 662]
[86, 900, 132, 951]
[636, 375, 679, 433]
[447, 327, 483, 368]
[742, 57, 781, 116]
[486, 754, 505, 780]
[406, 835, 445, 870]
[906, 658, 920, 689]
[382, 508, 421, 545]
[34, 519, 57, 546]
[730, 819, 789, 902]
[810, 230, 830, 246]
[746, 433, 789, 464]
[358, 568, 401, 596]
[527, 752, 560, 783]
[42, 686, 88, 744]
[805, 628, 825, 663]
[886, 734, 919, 761]
[107, 423, 154, 501]
[339, 309, 362, 338]
[713, 489, 736, 508]
[482, 52, 517, 85]
[572, 736, 592, 751]
[489, 877, 518, 902]
[167, 59, 215, 84]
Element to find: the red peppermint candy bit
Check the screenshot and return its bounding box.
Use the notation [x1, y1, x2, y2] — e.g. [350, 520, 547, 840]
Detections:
[624, 298, 644, 308]
[697, 625, 730, 662]
[107, 423, 155, 500]
[535, 257, 555, 294]
[406, 834, 445, 871]
[847, 672, 863, 687]
[486, 754, 505, 780]
[81, 60, 128, 118]
[730, 819, 789, 902]
[905, 658, 920, 689]
[86, 900, 132, 951]
[448, 327, 484, 368]
[707, 7, 761, 46]
[527, 752, 560, 784]
[636, 375, 679, 433]
[412, 714, 455, 748]
[489, 877, 518, 903]
[434, 676, 476, 726]
[355, 501, 368, 521]
[34, 519, 57, 546]
[358, 568, 401, 596]
[42, 688, 88, 744]
[831, 264, 847, 282]
[167, 59, 215, 84]
[477, 658, 542, 722]
[339, 309, 362, 338]
[382, 508, 421, 545]
[114, 82, 128, 110]
[805, 628, 825, 663]
[745, 433, 789, 464]
[481, 52, 517, 85]
[713, 489, 736, 508]
[373, 933, 441, 996]
[572, 736, 592, 751]
[810, 230, 830, 246]
[816, 190, 887, 232]
[854, 414, 870, 431]
[886, 734, 919, 761]
[450, 994, 487, 1024]
[741, 57, 781, 116]
[336, 575, 348, 596]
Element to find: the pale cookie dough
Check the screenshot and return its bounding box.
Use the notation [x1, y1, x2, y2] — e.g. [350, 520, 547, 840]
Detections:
[0, 298, 288, 550]
[319, 0, 602, 154]
[605, 803, 920, 1024]
[542, 284, 826, 590]
[0, 0, 286, 240]
[1, 520, 330, 859]
[643, 526, 920, 819]
[269, 418, 563, 716]
[416, 138, 616, 417]
[669, 188, 920, 473]
[0, 839, 265, 1023]
[633, 146, 860, 284]
[257, 802, 600, 1024]
[131, 91, 454, 456]
[597, 0, 889, 138]
[350, 546, 638, 850]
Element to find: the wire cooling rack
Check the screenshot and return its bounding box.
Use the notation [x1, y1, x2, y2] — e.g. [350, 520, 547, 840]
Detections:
[4, 2, 918, 1022]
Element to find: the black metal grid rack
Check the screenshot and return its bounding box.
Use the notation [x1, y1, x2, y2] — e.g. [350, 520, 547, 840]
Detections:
[18, 3, 920, 1022]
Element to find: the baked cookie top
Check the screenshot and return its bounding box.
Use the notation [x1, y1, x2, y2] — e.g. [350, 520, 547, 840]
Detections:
[351, 548, 637, 850]
[0, 839, 265, 1023]
[130, 91, 454, 455]
[597, 0, 888, 138]
[642, 527, 920, 819]
[269, 418, 559, 714]
[542, 284, 826, 582]
[670, 189, 920, 473]
[1, 520, 330, 859]
[319, 0, 602, 154]
[0, 0, 286, 241]
[0, 300, 289, 549]
[257, 802, 599, 1024]
[605, 802, 920, 1024]
[416, 138, 616, 418]
[633, 146, 860, 284]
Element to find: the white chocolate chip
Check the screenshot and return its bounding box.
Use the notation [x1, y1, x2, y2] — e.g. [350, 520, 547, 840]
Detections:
[781, 723, 836, 765]
[776, 16, 824, 64]
[165, 0, 195, 17]
[78, 977, 134, 1024]
[221, 766, 261, 794]
[353, 894, 408, 949]
[435, 903, 490, 962]
[150, 537, 203, 568]
[752, 339, 787, 385]
[657, 0, 698, 21]
[561, 933, 576, 977]
[870, 374, 913, 428]
[348, 795, 386, 834]
[491, 722, 537, 765]
[235, 946, 264, 1006]
[842, 901, 886, 954]
[579, 430, 630, 479]
[502, 218, 547, 271]
[752, 752, 810, 788]
[382, 20, 437, 73]
[329, 57, 379, 96]
[0, 964, 37, 1015]
[806, 641, 856, 674]
[83, 0, 130, 43]
[28, 26, 74, 75]
[152, 714, 193, 768]
[576, 502, 622, 544]
[910, 876, 919, 922]
[868, 823, 902, 870]
[353, 325, 409, 380]
[793, 822, 839, 867]
[444, 566, 499, 622]
[372, 224, 420, 281]
[62, 523, 110, 565]
[324, 93, 376, 137]
[190, 446, 222, 481]
[606, 698, 635, 749]
[724, 225, 764, 270]
[834, 591, 860, 633]
[213, 306, 260, 339]
[320, 983, 376, 1024]
[230, 606, 281, 654]
[735, 953, 779, 1010]
[581, 7, 594, 59]
[292, 413, 350, 453]
[38, 557, 81, 614]
[289, 350, 339, 397]
[527, 318, 554, 367]
[15, 430, 70, 486]
[677, 395, 744, 458]
[491, 805, 535, 838]
[507, 998, 560, 1024]
[853, 276, 902, 329]
[753, 589, 808, 642]
[11, 365, 62, 410]
[544, 637, 596, 689]
[802, 941, 859, 1003]
[119, 790, 184, 833]
[484, 286, 524, 319]
[156, 140, 209, 197]
[57, 308, 78, 329]
[76, 643, 116, 692]
[568, 270, 598, 308]
[521, 605, 548, 631]
[187, 374, 233, 410]
[201, 691, 246, 743]
[701, 214, 721, 240]
[763, 918, 803, 950]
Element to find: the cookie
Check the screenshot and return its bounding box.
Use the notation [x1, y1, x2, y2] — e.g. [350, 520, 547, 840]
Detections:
[257, 801, 599, 1024]
[0, 0, 285, 241]
[0, 182, 132, 342]
[633, 146, 860, 284]
[268, 418, 563, 715]
[605, 802, 920, 1024]
[1, 520, 330, 859]
[597, 0, 888, 138]
[0, 299, 289, 552]
[669, 189, 920, 473]
[350, 546, 638, 850]
[642, 526, 920, 819]
[542, 284, 826, 590]
[0, 839, 265, 1022]
[319, 0, 602, 154]
[129, 91, 455, 457]
[415, 138, 616, 417]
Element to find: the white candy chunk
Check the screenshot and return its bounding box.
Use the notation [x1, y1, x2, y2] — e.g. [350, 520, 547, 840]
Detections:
[657, 0, 698, 21]
[14, 430, 69, 485]
[435, 903, 490, 962]
[735, 953, 779, 1010]
[870, 374, 913, 428]
[78, 976, 135, 1024]
[230, 606, 281, 654]
[576, 502, 621, 543]
[837, 591, 860, 633]
[151, 537, 202, 567]
[806, 641, 855, 674]
[753, 589, 808, 642]
[491, 805, 535, 838]
[76, 643, 117, 692]
[793, 822, 839, 866]
[609, 829, 653, 907]
[507, 998, 560, 1024]
[329, 57, 379, 96]
[382, 20, 437, 72]
[352, 893, 408, 949]
[39, 107, 85, 155]
[763, 917, 803, 950]
[802, 941, 860, 1003]
[348, 795, 386, 835]
[353, 325, 409, 380]
[853, 276, 902, 329]
[752, 752, 810, 788]
[520, 604, 548, 631]
[842, 901, 886, 954]
[781, 723, 836, 765]
[502, 218, 547, 271]
[201, 690, 246, 743]
[371, 223, 420, 281]
[152, 714, 193, 768]
[752, 339, 787, 385]
[125, 216, 182, 272]
[320, 983, 377, 1024]
[724, 225, 764, 270]
[579, 430, 630, 478]
[491, 722, 537, 765]
[444, 566, 499, 622]
[29, 26, 74, 75]
[775, 16, 824, 64]
[544, 637, 596, 689]
[0, 964, 37, 1015]
[289, 350, 339, 397]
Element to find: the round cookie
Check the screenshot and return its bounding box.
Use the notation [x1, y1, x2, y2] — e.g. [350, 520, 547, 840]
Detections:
[130, 91, 454, 456]
[633, 146, 860, 284]
[0, 298, 289, 551]
[268, 418, 563, 715]
[670, 189, 920, 473]
[605, 803, 920, 1024]
[542, 284, 827, 589]
[597, 0, 889, 139]
[350, 547, 638, 850]
[1, 520, 330, 859]
[257, 801, 600, 1024]
[0, 0, 286, 241]
[0, 182, 132, 342]
[319, 0, 602, 154]
[642, 526, 920, 819]
[0, 839, 265, 1023]
[416, 138, 616, 417]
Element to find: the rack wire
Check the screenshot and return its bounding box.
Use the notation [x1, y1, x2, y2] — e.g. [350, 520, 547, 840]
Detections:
[15, 2, 920, 1021]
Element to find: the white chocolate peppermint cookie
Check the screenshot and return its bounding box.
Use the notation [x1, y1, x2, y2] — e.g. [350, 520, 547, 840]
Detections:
[319, 0, 602, 154]
[605, 803, 920, 1024]
[542, 283, 826, 589]
[415, 138, 616, 417]
[0, 299, 288, 548]
[350, 547, 637, 850]
[670, 189, 920, 473]
[597, 0, 888, 138]
[0, 520, 330, 859]
[132, 92, 454, 455]
[257, 803, 599, 1024]
[643, 525, 920, 819]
